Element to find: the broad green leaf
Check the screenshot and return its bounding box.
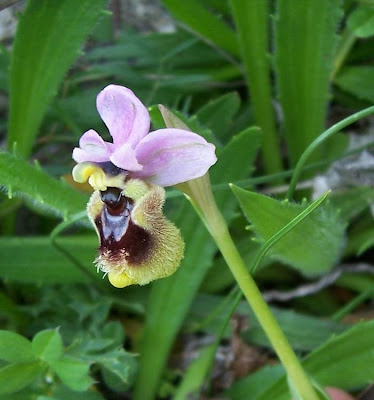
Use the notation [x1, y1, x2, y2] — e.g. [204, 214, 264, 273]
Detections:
[0, 362, 45, 394]
[255, 320, 374, 400]
[195, 92, 241, 143]
[335, 66, 374, 103]
[0, 331, 34, 363]
[0, 236, 98, 284]
[231, 187, 346, 276]
[50, 356, 92, 392]
[133, 125, 261, 399]
[0, 150, 88, 218]
[7, 0, 107, 157]
[275, 0, 343, 165]
[347, 5, 374, 38]
[32, 330, 63, 363]
[161, 0, 239, 57]
[230, 0, 282, 175]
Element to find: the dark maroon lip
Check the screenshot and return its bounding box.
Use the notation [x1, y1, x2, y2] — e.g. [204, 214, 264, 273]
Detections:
[95, 187, 154, 266]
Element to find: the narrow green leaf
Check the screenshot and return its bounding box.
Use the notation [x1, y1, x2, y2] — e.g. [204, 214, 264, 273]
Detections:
[50, 356, 92, 392]
[0, 362, 44, 394]
[32, 330, 63, 363]
[275, 0, 343, 165]
[0, 150, 88, 217]
[230, 0, 282, 175]
[161, 0, 239, 57]
[231, 187, 346, 276]
[8, 0, 107, 157]
[0, 236, 98, 284]
[0, 331, 34, 363]
[286, 105, 374, 199]
[133, 124, 261, 399]
[174, 343, 216, 400]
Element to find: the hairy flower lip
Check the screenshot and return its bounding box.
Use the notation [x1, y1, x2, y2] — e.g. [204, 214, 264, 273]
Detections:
[72, 84, 217, 188]
[86, 182, 185, 287]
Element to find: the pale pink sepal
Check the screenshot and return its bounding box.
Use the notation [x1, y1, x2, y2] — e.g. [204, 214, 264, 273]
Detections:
[135, 129, 217, 186]
[72, 129, 113, 163]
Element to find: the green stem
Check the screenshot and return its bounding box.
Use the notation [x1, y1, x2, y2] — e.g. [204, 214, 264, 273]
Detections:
[209, 206, 318, 400]
[287, 105, 374, 199]
[184, 176, 319, 400]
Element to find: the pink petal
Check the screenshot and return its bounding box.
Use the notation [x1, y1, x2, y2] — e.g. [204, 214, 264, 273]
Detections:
[79, 129, 106, 148]
[110, 143, 143, 172]
[96, 85, 150, 147]
[72, 129, 112, 163]
[134, 129, 217, 186]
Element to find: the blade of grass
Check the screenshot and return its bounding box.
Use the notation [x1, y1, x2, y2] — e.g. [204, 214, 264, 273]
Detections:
[275, 0, 343, 166]
[230, 0, 283, 175]
[287, 105, 374, 199]
[7, 0, 107, 157]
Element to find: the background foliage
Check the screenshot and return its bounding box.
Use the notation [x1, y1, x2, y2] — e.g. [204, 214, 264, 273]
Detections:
[1, 0, 374, 399]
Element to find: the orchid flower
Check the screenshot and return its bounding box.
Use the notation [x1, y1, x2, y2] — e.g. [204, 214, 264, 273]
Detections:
[72, 84, 216, 187]
[72, 85, 217, 288]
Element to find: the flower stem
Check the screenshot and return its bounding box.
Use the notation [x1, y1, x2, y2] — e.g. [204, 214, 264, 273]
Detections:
[185, 176, 320, 400]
